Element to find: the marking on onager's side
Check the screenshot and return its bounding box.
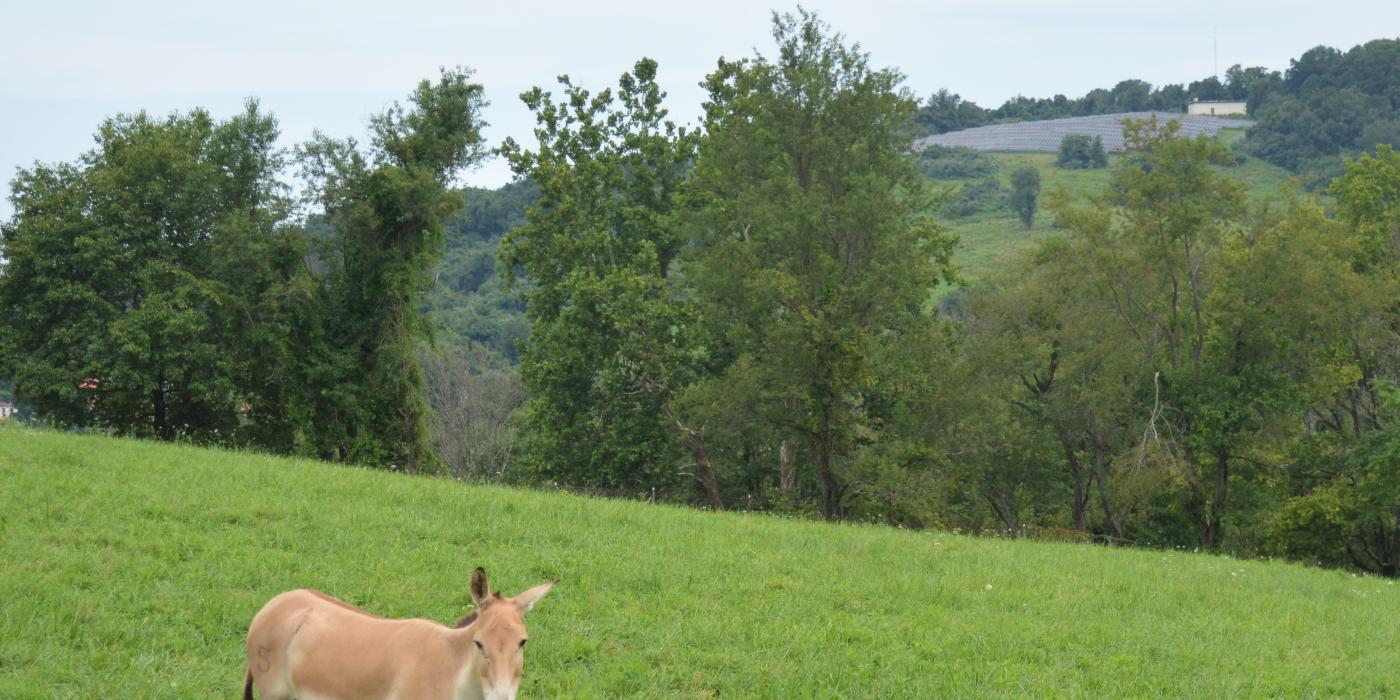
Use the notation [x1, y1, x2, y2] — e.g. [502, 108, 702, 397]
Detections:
[243, 568, 556, 700]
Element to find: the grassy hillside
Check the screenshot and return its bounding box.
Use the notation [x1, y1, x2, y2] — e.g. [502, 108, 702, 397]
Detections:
[3, 428, 1399, 698]
[939, 142, 1299, 285]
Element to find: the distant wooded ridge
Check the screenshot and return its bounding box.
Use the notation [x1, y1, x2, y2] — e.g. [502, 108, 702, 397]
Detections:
[918, 37, 1400, 176]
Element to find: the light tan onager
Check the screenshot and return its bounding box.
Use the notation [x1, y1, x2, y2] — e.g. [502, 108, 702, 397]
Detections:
[244, 568, 556, 700]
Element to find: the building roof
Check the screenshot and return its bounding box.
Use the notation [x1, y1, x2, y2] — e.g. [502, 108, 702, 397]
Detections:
[915, 111, 1254, 153]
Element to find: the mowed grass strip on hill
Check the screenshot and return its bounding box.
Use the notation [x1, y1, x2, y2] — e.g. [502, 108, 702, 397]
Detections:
[2, 427, 1398, 698]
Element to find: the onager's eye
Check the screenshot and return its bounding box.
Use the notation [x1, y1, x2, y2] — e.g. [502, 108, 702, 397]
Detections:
[519, 638, 528, 650]
[474, 639, 485, 655]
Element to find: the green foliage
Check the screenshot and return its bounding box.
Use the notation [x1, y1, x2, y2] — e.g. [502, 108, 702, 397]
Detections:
[952, 176, 1005, 217]
[934, 148, 1296, 290]
[1328, 144, 1400, 272]
[1009, 166, 1041, 228]
[0, 70, 489, 471]
[1247, 39, 1400, 176]
[689, 9, 957, 519]
[450, 179, 539, 246]
[914, 88, 988, 134]
[296, 67, 488, 473]
[914, 144, 999, 179]
[499, 59, 703, 496]
[933, 117, 1399, 568]
[1264, 147, 1400, 575]
[0, 102, 301, 443]
[428, 181, 539, 362]
[1055, 133, 1107, 169]
[8, 428, 1400, 697]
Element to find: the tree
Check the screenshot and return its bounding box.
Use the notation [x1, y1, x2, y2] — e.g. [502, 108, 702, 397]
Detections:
[1010, 166, 1041, 228]
[1056, 134, 1108, 169]
[498, 60, 719, 505]
[1045, 117, 1359, 550]
[297, 68, 487, 472]
[1268, 145, 1400, 575]
[1246, 39, 1400, 175]
[1110, 79, 1152, 112]
[688, 9, 956, 519]
[914, 89, 988, 136]
[423, 340, 524, 481]
[0, 102, 301, 443]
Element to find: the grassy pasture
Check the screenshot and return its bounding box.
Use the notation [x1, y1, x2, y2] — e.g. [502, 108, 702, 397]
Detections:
[2, 427, 1399, 697]
[937, 146, 1299, 287]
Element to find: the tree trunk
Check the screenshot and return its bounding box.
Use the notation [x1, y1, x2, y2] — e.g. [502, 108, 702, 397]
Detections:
[818, 433, 840, 521]
[669, 411, 724, 510]
[1055, 429, 1089, 532]
[1203, 450, 1229, 549]
[1072, 470, 1089, 533]
[779, 396, 798, 497]
[1091, 450, 1123, 540]
[779, 436, 796, 495]
[1385, 517, 1400, 579]
[153, 385, 173, 442]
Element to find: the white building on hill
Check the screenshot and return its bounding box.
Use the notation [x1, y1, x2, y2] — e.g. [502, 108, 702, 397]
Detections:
[1188, 100, 1247, 117]
[0, 401, 15, 421]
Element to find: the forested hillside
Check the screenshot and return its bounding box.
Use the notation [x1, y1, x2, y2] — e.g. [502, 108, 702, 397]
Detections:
[429, 180, 538, 364]
[3, 10, 1399, 576]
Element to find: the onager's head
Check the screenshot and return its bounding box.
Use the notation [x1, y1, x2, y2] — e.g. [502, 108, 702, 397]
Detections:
[467, 567, 556, 700]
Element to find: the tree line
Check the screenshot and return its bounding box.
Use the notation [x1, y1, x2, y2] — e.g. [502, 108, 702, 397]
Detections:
[3, 11, 1399, 575]
[0, 70, 487, 472]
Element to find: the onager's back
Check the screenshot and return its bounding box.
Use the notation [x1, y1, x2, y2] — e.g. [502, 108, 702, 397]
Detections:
[244, 568, 555, 700]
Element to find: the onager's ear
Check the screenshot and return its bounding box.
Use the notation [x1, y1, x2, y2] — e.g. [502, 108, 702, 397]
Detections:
[470, 567, 491, 607]
[511, 580, 557, 613]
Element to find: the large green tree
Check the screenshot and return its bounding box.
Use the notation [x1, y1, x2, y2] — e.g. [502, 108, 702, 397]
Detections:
[0, 102, 301, 442]
[1269, 145, 1400, 574]
[688, 9, 956, 520]
[297, 68, 488, 472]
[499, 60, 719, 504]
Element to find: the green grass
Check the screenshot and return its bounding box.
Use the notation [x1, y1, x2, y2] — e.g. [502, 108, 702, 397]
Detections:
[4, 427, 1399, 698]
[936, 147, 1299, 287]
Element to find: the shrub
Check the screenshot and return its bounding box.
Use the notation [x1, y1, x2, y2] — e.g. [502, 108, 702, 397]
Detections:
[1056, 134, 1108, 169]
[953, 177, 1005, 217]
[1010, 166, 1041, 228]
[916, 145, 1000, 179]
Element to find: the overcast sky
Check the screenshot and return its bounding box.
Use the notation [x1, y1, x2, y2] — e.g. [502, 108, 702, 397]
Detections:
[3, 0, 1397, 219]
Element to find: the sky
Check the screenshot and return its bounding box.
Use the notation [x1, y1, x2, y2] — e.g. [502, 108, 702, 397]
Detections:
[2, 0, 1398, 219]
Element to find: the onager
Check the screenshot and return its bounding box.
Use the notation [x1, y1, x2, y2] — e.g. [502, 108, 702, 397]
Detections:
[244, 568, 556, 700]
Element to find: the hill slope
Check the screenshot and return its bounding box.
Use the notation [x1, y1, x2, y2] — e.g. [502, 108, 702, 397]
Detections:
[939, 141, 1298, 286]
[2, 428, 1398, 698]
[915, 112, 1253, 152]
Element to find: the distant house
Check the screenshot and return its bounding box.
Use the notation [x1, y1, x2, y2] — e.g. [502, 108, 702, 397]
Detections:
[0, 401, 16, 422]
[1188, 99, 1247, 117]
